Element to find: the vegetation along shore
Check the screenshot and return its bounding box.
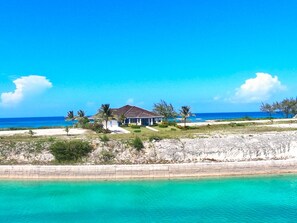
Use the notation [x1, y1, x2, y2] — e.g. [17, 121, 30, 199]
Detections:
[0, 99, 296, 179]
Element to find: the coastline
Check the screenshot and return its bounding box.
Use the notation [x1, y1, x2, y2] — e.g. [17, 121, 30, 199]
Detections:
[1, 159, 297, 181]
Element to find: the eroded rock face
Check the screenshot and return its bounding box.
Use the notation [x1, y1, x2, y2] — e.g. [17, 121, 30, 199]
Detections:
[152, 132, 297, 163]
[0, 141, 54, 164]
[1, 131, 297, 164]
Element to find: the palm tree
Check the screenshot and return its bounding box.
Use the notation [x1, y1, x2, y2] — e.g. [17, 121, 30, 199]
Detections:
[180, 106, 191, 127]
[77, 110, 85, 118]
[98, 104, 113, 130]
[66, 111, 74, 121]
[76, 110, 89, 127]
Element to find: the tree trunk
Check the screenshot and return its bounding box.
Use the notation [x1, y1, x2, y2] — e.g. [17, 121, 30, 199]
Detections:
[105, 120, 108, 130]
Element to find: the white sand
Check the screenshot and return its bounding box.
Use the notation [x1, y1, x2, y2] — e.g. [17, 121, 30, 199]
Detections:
[178, 118, 297, 127]
[264, 123, 297, 128]
[0, 128, 87, 136]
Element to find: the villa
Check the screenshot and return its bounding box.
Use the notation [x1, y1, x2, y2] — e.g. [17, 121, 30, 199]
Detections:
[112, 105, 163, 126]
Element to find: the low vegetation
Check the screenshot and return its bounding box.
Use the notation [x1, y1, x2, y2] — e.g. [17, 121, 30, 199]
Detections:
[132, 136, 144, 151]
[50, 140, 93, 163]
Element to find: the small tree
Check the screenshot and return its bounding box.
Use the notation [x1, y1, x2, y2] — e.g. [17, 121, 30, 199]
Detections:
[28, 129, 35, 137]
[117, 114, 126, 125]
[65, 126, 69, 136]
[98, 104, 113, 130]
[132, 136, 144, 151]
[153, 100, 177, 121]
[180, 106, 191, 127]
[260, 102, 276, 118]
[76, 110, 89, 127]
[274, 98, 297, 118]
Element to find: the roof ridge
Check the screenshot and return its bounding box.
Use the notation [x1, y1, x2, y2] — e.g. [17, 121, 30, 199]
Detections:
[124, 105, 134, 116]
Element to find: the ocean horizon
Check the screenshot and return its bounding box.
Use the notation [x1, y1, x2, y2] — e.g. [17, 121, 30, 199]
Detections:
[0, 111, 286, 129]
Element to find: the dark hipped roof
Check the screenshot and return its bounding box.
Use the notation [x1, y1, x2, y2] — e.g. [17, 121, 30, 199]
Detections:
[112, 105, 162, 118]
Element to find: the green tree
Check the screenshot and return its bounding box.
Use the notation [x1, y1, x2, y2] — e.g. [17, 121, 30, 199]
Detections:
[132, 136, 144, 151]
[274, 98, 297, 118]
[260, 102, 276, 118]
[66, 111, 75, 121]
[98, 104, 113, 130]
[153, 100, 177, 121]
[180, 106, 191, 127]
[77, 110, 85, 118]
[76, 110, 89, 127]
[117, 114, 126, 125]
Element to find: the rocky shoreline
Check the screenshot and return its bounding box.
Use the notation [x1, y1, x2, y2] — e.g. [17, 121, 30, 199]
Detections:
[1, 131, 297, 165]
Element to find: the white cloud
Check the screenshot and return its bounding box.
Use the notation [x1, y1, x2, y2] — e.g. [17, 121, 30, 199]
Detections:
[213, 96, 221, 101]
[230, 73, 285, 103]
[126, 98, 134, 105]
[1, 75, 52, 107]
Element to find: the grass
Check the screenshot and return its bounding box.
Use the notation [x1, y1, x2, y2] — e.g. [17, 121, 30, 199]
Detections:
[1, 121, 297, 142]
[153, 126, 180, 132]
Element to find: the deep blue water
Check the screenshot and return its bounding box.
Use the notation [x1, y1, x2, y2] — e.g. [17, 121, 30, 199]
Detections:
[0, 112, 285, 129]
[0, 117, 75, 129]
[187, 111, 285, 122]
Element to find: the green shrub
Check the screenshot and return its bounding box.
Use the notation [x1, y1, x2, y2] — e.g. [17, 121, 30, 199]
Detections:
[132, 137, 144, 151]
[168, 121, 177, 126]
[170, 128, 176, 131]
[85, 122, 105, 133]
[50, 140, 93, 162]
[100, 135, 109, 143]
[149, 135, 163, 142]
[134, 130, 141, 133]
[158, 122, 168, 128]
[129, 124, 141, 129]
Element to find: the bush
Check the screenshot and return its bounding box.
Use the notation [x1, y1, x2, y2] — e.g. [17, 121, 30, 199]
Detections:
[158, 122, 169, 128]
[134, 129, 141, 133]
[170, 128, 176, 131]
[129, 124, 141, 129]
[85, 122, 104, 133]
[50, 140, 93, 162]
[100, 135, 109, 143]
[149, 135, 163, 142]
[168, 121, 177, 126]
[132, 137, 144, 151]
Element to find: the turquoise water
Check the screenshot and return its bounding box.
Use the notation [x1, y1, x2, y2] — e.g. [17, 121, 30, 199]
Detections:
[0, 175, 297, 222]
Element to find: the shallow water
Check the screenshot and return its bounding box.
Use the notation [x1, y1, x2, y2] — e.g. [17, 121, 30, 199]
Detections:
[0, 175, 297, 222]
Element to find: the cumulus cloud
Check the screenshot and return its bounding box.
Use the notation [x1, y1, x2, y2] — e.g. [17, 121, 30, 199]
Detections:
[230, 73, 285, 103]
[1, 75, 52, 107]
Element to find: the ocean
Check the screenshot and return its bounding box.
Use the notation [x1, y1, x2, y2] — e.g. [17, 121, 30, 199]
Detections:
[0, 112, 285, 129]
[0, 175, 296, 222]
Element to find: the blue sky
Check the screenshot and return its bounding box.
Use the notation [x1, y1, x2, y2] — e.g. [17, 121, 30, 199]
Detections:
[0, 0, 297, 117]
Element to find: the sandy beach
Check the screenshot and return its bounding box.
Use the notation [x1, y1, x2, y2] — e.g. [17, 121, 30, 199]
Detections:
[178, 118, 297, 127]
[0, 128, 87, 136]
[0, 159, 297, 180]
